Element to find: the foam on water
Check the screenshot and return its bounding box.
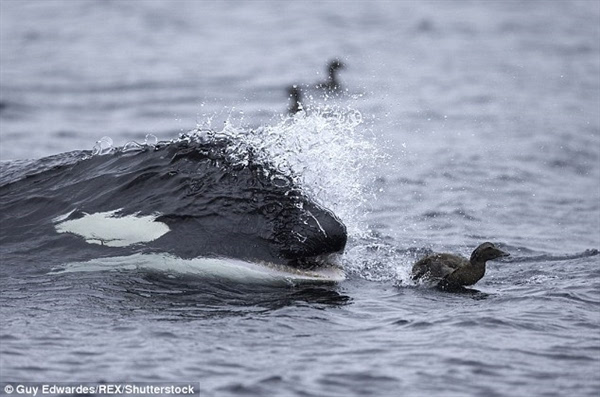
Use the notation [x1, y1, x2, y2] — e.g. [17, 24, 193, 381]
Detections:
[342, 240, 428, 285]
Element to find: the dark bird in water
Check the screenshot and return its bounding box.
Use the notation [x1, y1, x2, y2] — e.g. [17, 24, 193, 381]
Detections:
[411, 242, 509, 290]
[287, 85, 303, 114]
[316, 59, 345, 92]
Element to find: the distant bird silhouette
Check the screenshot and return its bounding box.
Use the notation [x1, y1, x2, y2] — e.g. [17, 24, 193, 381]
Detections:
[287, 85, 303, 114]
[315, 59, 345, 92]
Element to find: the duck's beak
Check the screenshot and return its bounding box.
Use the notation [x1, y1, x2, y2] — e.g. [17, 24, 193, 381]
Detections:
[498, 249, 510, 258]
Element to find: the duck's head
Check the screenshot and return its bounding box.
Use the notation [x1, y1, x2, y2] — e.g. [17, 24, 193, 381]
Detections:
[328, 59, 345, 74]
[287, 85, 301, 99]
[470, 242, 510, 262]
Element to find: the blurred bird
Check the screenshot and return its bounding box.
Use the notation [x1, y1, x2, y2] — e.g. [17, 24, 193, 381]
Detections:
[315, 59, 345, 92]
[287, 85, 303, 115]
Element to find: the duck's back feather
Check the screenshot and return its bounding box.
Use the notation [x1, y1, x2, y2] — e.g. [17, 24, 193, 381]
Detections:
[411, 253, 469, 283]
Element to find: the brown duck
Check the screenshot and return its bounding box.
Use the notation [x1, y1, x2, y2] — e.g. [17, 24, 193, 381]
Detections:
[412, 242, 509, 289]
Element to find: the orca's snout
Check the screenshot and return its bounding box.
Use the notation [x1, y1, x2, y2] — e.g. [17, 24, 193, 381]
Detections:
[277, 202, 347, 260]
[310, 207, 347, 255]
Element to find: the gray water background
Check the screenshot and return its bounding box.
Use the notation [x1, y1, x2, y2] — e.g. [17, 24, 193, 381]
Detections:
[1, 1, 599, 396]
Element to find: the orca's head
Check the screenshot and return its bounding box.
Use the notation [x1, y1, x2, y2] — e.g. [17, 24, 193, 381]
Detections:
[87, 139, 348, 268]
[267, 196, 347, 267]
[159, 140, 347, 266]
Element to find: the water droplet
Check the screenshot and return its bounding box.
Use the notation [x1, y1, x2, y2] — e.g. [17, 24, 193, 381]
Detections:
[144, 134, 158, 146]
[92, 136, 113, 156]
[122, 141, 143, 152]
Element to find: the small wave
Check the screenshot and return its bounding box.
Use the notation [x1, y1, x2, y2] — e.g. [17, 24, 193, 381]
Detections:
[522, 275, 559, 285]
[90, 134, 158, 156]
[0, 152, 84, 187]
[505, 249, 599, 263]
[420, 208, 479, 221]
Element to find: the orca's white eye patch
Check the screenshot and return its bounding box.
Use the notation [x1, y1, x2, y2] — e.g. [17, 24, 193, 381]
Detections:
[54, 209, 170, 247]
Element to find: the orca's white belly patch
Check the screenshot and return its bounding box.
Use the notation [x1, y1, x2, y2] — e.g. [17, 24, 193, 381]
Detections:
[54, 209, 170, 247]
[51, 253, 346, 285]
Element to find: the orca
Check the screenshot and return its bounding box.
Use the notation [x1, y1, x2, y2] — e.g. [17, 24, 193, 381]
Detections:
[0, 135, 347, 282]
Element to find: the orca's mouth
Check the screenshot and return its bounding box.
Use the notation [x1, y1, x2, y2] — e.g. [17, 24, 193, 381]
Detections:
[287, 253, 343, 271]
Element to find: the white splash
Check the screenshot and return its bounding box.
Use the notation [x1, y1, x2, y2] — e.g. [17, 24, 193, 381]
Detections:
[54, 210, 170, 247]
[185, 105, 386, 238]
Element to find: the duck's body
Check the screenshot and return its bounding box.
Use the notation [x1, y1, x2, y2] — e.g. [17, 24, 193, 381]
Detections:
[287, 85, 302, 114]
[412, 242, 509, 289]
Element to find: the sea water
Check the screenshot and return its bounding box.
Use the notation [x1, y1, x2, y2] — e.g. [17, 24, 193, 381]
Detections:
[1, 1, 599, 396]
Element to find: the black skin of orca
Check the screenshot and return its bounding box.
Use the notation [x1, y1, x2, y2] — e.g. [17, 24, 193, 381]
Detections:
[0, 138, 347, 271]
